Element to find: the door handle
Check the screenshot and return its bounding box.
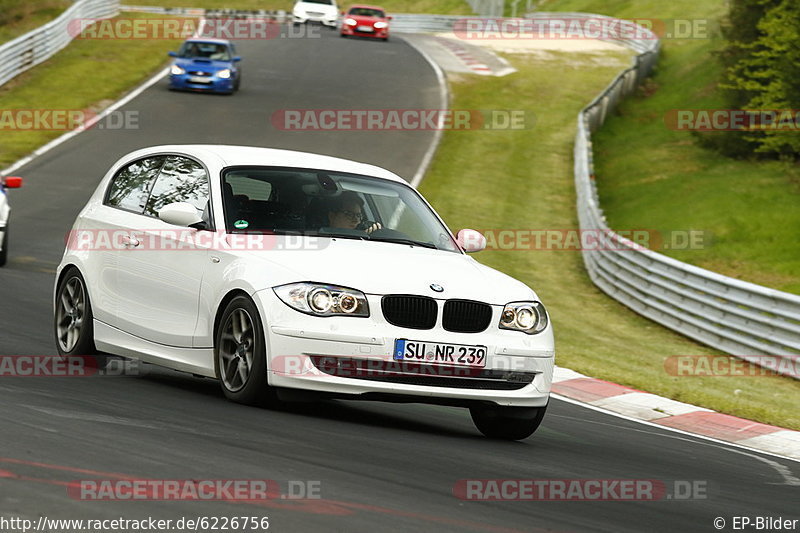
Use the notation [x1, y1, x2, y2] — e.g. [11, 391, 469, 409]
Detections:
[121, 234, 140, 248]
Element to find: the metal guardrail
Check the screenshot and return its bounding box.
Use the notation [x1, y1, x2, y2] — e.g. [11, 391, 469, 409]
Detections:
[560, 13, 800, 377]
[0, 0, 120, 88]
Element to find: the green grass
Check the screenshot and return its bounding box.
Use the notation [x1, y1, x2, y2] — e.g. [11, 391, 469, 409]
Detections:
[125, 0, 474, 15]
[0, 0, 70, 45]
[533, 0, 800, 294]
[0, 13, 184, 169]
[418, 50, 800, 430]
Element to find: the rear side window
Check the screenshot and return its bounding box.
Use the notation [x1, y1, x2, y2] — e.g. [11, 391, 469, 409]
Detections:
[105, 156, 165, 213]
[145, 156, 210, 217]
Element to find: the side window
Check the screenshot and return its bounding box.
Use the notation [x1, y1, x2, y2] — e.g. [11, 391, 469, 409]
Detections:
[105, 156, 165, 213]
[145, 156, 210, 218]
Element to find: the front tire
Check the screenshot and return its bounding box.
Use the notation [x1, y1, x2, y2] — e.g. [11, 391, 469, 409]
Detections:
[54, 268, 106, 367]
[216, 295, 277, 406]
[470, 404, 547, 440]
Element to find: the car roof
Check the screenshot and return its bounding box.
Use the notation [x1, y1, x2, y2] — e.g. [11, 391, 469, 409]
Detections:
[348, 5, 386, 11]
[183, 38, 232, 45]
[125, 145, 406, 184]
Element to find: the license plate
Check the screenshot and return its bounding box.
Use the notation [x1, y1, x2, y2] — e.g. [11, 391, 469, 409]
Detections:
[356, 25, 374, 32]
[394, 339, 487, 367]
[189, 76, 211, 83]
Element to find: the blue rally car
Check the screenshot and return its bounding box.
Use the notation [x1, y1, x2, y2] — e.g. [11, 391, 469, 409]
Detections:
[168, 38, 242, 94]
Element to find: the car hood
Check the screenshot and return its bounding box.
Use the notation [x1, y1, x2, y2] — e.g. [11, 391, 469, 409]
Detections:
[234, 237, 538, 304]
[174, 58, 232, 71]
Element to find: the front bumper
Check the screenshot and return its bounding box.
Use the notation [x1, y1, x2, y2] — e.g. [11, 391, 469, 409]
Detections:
[293, 13, 337, 26]
[254, 289, 554, 407]
[341, 25, 388, 39]
[169, 73, 235, 93]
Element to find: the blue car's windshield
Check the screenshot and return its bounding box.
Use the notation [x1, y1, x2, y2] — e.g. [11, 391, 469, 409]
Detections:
[178, 42, 231, 61]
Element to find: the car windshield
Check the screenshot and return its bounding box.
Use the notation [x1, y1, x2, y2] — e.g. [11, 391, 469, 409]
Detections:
[348, 8, 385, 17]
[221, 167, 460, 253]
[302, 0, 333, 4]
[178, 42, 231, 61]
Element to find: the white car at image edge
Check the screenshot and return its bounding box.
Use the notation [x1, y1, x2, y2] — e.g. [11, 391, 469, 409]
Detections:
[292, 0, 339, 27]
[54, 145, 555, 440]
[0, 175, 23, 267]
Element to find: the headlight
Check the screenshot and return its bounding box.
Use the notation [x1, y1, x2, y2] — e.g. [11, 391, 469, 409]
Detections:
[170, 64, 185, 75]
[274, 282, 369, 317]
[344, 18, 358, 26]
[374, 21, 388, 29]
[217, 69, 232, 79]
[499, 301, 548, 335]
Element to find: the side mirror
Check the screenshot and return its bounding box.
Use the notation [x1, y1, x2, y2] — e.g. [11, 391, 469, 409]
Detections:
[1, 176, 22, 188]
[159, 202, 204, 228]
[387, 15, 393, 20]
[233, 56, 242, 62]
[456, 229, 486, 253]
[168, 51, 177, 57]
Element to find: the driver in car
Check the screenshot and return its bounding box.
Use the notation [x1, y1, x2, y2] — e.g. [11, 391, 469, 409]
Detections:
[327, 191, 382, 234]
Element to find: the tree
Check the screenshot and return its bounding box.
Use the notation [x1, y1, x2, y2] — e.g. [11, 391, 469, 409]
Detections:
[705, 0, 800, 158]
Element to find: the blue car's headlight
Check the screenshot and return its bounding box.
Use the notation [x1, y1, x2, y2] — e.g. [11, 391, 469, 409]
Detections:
[217, 69, 232, 79]
[499, 301, 548, 334]
[274, 282, 369, 317]
[170, 64, 185, 75]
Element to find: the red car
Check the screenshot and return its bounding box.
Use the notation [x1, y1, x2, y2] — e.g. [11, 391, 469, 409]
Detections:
[340, 5, 391, 41]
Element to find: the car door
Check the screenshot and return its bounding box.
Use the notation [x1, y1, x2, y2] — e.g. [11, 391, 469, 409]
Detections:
[88, 155, 165, 330]
[112, 155, 213, 348]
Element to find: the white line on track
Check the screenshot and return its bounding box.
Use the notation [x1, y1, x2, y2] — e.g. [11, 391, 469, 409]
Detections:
[402, 36, 449, 189]
[553, 393, 800, 471]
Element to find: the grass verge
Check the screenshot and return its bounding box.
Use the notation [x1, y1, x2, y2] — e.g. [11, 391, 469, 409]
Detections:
[535, 0, 800, 294]
[0, 0, 70, 45]
[125, 0, 474, 15]
[418, 49, 800, 430]
[0, 13, 184, 169]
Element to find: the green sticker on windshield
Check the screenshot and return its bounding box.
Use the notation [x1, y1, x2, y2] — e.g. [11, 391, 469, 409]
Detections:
[234, 219, 249, 230]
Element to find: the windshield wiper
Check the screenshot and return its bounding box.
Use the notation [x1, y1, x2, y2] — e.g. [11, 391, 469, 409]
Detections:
[369, 237, 437, 249]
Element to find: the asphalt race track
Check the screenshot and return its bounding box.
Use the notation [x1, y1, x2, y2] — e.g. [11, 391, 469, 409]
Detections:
[0, 29, 797, 532]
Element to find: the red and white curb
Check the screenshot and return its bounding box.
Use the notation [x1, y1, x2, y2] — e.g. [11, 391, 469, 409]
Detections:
[435, 37, 499, 76]
[552, 367, 800, 461]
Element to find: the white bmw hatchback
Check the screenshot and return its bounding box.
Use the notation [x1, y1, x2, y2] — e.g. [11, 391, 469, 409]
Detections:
[54, 145, 554, 439]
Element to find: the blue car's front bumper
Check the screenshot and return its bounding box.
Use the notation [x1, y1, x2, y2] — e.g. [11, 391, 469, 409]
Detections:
[169, 73, 235, 94]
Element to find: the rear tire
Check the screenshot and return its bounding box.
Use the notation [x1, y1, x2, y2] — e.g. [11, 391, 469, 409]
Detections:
[0, 221, 8, 267]
[215, 295, 278, 407]
[470, 404, 547, 440]
[54, 267, 107, 368]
